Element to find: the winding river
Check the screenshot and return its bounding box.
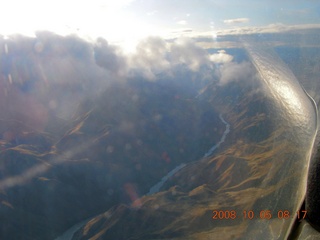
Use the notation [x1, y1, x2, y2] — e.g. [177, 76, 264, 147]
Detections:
[147, 114, 231, 194]
[204, 114, 230, 158]
[55, 114, 231, 240]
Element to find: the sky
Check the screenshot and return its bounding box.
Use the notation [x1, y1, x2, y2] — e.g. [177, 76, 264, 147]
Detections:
[0, 0, 319, 51]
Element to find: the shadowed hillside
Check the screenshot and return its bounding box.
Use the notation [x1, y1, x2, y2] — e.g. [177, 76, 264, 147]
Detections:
[72, 82, 299, 240]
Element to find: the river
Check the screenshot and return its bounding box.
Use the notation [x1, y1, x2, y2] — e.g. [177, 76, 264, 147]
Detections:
[55, 114, 231, 240]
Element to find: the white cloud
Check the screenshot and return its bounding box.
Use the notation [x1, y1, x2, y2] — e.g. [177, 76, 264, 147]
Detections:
[217, 23, 320, 36]
[170, 38, 213, 72]
[219, 61, 254, 85]
[209, 50, 233, 64]
[224, 18, 250, 25]
[129, 37, 170, 79]
[177, 20, 187, 25]
[127, 37, 217, 79]
[88, 34, 255, 86]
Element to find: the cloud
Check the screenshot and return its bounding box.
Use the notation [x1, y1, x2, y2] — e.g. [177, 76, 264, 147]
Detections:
[177, 20, 187, 25]
[128, 37, 217, 79]
[164, 24, 320, 48]
[224, 18, 250, 25]
[219, 61, 255, 85]
[209, 50, 233, 64]
[94, 37, 127, 75]
[217, 23, 320, 36]
[128, 36, 170, 79]
[2, 31, 253, 97]
[169, 38, 214, 72]
[126, 37, 252, 86]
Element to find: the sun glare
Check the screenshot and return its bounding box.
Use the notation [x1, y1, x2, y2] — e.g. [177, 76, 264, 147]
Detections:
[0, 0, 159, 52]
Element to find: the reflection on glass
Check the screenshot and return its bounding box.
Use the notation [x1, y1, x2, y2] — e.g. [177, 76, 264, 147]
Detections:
[0, 1, 319, 240]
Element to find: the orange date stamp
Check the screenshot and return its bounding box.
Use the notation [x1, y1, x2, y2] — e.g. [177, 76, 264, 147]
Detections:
[212, 210, 307, 220]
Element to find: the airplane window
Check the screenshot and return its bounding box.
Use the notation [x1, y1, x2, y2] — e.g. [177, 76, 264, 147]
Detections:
[0, 1, 319, 239]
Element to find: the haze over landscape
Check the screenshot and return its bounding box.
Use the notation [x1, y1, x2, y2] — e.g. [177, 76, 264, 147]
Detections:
[0, 1, 320, 239]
